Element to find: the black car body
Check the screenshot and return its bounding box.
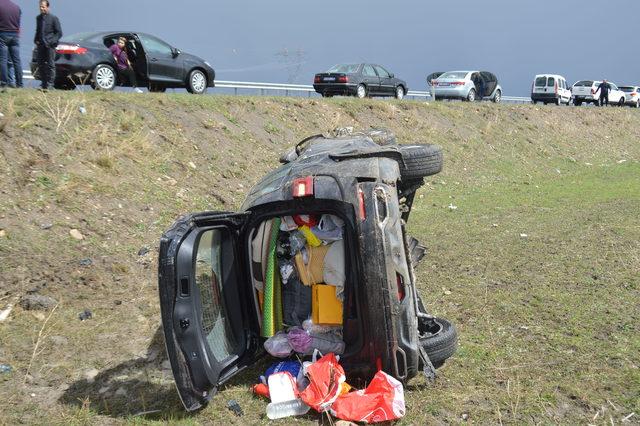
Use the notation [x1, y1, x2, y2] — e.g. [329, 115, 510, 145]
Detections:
[30, 31, 215, 93]
[158, 129, 457, 411]
[313, 63, 409, 99]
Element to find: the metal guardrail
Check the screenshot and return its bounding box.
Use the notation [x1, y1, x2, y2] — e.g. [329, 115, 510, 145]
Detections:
[21, 69, 532, 103]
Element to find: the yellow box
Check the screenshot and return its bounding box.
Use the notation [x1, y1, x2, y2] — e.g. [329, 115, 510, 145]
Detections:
[312, 284, 343, 326]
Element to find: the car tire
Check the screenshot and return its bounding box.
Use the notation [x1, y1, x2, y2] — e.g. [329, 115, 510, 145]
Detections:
[395, 86, 405, 100]
[618, 97, 625, 107]
[398, 144, 443, 180]
[555, 97, 561, 106]
[149, 84, 166, 93]
[492, 90, 502, 103]
[574, 99, 582, 106]
[418, 317, 458, 368]
[187, 69, 207, 95]
[635, 100, 639, 108]
[356, 84, 367, 99]
[90, 64, 116, 91]
[466, 89, 476, 102]
[322, 92, 333, 98]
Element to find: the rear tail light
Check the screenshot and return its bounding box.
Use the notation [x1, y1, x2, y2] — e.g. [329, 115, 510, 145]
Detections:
[337, 75, 348, 83]
[292, 176, 314, 198]
[357, 188, 366, 221]
[314, 75, 321, 84]
[451, 81, 465, 86]
[55, 44, 87, 55]
[632, 92, 637, 96]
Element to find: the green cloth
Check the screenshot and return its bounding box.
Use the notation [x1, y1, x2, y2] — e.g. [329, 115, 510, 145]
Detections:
[261, 218, 281, 337]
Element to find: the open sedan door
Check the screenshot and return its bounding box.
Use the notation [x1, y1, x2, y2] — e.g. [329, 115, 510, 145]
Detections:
[158, 212, 260, 411]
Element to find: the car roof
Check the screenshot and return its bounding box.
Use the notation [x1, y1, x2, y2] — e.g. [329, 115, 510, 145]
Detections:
[535, 74, 565, 78]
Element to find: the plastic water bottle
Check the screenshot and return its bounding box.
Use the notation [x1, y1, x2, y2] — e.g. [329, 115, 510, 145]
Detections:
[266, 398, 310, 420]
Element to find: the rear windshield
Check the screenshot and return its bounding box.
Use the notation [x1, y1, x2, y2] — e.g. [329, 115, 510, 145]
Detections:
[63, 32, 101, 43]
[327, 64, 360, 74]
[439, 71, 468, 79]
[574, 80, 594, 87]
[535, 77, 547, 87]
[619, 86, 635, 92]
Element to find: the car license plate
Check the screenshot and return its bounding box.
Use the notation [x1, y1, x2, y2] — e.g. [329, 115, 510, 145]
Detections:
[324, 77, 335, 82]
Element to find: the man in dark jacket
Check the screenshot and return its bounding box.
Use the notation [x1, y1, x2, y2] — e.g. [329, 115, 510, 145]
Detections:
[34, 0, 62, 90]
[0, 0, 23, 88]
[595, 79, 610, 107]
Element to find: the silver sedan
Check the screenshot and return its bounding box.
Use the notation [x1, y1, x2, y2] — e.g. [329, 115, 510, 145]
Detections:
[428, 70, 502, 102]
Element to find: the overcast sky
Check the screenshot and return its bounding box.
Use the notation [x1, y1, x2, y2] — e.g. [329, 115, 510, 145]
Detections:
[16, 0, 640, 95]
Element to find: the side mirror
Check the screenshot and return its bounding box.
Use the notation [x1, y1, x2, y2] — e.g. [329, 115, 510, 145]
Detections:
[171, 48, 180, 58]
[389, 73, 394, 78]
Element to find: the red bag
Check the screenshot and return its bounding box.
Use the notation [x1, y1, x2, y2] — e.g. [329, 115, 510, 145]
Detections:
[299, 353, 346, 412]
[330, 371, 406, 424]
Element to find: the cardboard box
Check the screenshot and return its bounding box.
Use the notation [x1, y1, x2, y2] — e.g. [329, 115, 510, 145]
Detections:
[312, 284, 343, 325]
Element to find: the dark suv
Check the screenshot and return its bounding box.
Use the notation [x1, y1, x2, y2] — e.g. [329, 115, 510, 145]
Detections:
[158, 129, 458, 411]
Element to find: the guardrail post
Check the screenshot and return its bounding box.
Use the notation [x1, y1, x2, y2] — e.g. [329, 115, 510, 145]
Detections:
[234, 88, 237, 96]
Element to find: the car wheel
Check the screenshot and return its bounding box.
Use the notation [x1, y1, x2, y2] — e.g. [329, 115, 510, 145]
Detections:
[395, 86, 405, 100]
[356, 84, 367, 99]
[187, 69, 207, 95]
[555, 97, 561, 106]
[149, 84, 166, 93]
[574, 99, 582, 106]
[618, 97, 625, 107]
[532, 100, 538, 104]
[91, 64, 116, 91]
[492, 90, 502, 103]
[466, 89, 476, 102]
[398, 144, 443, 180]
[418, 317, 458, 369]
[635, 100, 639, 108]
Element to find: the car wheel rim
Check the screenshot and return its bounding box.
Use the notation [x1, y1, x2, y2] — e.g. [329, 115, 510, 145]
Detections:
[469, 91, 475, 101]
[96, 67, 114, 89]
[496, 92, 501, 102]
[191, 72, 206, 93]
[357, 86, 365, 98]
[396, 87, 403, 99]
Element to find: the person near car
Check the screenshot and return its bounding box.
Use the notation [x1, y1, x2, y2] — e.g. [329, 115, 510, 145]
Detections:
[595, 79, 611, 107]
[0, 0, 23, 88]
[109, 36, 143, 93]
[34, 0, 62, 90]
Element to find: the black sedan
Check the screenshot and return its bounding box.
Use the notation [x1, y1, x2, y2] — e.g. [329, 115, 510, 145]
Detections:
[30, 31, 215, 93]
[313, 63, 408, 99]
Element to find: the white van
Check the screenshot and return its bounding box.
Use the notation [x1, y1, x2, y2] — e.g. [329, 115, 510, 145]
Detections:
[531, 74, 572, 105]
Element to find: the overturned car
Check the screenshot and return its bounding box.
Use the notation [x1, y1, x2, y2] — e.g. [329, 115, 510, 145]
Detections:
[158, 129, 458, 411]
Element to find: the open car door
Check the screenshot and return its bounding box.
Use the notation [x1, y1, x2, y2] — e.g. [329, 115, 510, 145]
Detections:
[480, 71, 498, 97]
[158, 211, 259, 411]
[426, 72, 444, 86]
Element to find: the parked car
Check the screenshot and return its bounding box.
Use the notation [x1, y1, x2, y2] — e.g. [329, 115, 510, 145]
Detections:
[571, 80, 625, 106]
[313, 63, 408, 99]
[159, 129, 457, 411]
[531, 74, 571, 105]
[30, 31, 215, 93]
[428, 70, 502, 102]
[619, 85, 640, 108]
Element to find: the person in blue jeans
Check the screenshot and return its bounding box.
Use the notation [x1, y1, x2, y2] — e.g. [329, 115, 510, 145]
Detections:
[0, 0, 23, 88]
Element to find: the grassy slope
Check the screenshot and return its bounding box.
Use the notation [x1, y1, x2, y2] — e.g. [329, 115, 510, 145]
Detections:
[0, 91, 638, 425]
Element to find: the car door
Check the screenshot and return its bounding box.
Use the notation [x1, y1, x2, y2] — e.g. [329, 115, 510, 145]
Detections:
[609, 83, 622, 103]
[374, 65, 395, 96]
[361, 64, 380, 94]
[159, 211, 260, 411]
[480, 71, 498, 98]
[426, 72, 444, 86]
[137, 33, 184, 83]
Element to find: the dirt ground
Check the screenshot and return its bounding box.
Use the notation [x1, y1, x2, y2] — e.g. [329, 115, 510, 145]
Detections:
[0, 91, 638, 424]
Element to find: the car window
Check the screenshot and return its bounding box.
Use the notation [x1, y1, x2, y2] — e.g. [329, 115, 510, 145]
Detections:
[139, 34, 173, 56]
[363, 64, 377, 77]
[327, 63, 360, 74]
[440, 71, 468, 79]
[535, 77, 546, 87]
[609, 83, 618, 90]
[64, 32, 102, 43]
[619, 86, 634, 92]
[574, 80, 594, 87]
[547, 77, 555, 87]
[374, 65, 390, 78]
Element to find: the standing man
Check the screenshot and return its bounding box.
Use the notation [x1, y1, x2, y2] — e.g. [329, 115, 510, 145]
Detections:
[595, 79, 610, 107]
[0, 0, 23, 88]
[34, 0, 62, 90]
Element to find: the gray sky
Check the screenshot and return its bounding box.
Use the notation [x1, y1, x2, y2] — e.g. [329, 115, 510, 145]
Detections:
[17, 0, 640, 95]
